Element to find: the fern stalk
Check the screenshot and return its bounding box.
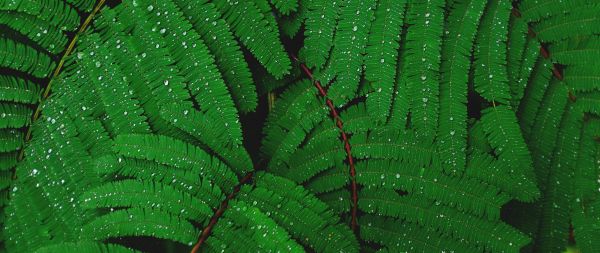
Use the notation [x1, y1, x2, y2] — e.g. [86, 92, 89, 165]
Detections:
[18, 0, 107, 162]
[293, 55, 359, 233]
[192, 172, 255, 253]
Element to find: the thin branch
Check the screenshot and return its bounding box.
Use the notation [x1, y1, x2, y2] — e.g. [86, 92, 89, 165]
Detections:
[292, 55, 360, 233]
[18, 0, 107, 162]
[191, 172, 254, 253]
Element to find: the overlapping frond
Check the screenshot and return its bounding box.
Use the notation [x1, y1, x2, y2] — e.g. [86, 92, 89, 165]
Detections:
[2, 0, 600, 252]
[0, 0, 97, 249]
[3, 1, 356, 252]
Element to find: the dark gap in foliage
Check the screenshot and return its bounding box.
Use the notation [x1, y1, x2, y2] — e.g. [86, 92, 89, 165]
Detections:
[467, 89, 483, 120]
[281, 26, 305, 56]
[105, 0, 122, 8]
[238, 41, 270, 166]
[240, 93, 269, 167]
[108, 236, 188, 253]
[0, 25, 58, 61]
[501, 199, 536, 252]
[0, 68, 47, 88]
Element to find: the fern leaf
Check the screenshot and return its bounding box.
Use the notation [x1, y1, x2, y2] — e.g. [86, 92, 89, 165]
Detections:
[0, 11, 68, 54]
[512, 39, 540, 108]
[360, 215, 478, 252]
[473, 0, 512, 105]
[81, 208, 199, 246]
[480, 106, 538, 195]
[174, 0, 257, 113]
[0, 76, 41, 104]
[112, 134, 239, 191]
[0, 38, 55, 78]
[437, 0, 487, 174]
[549, 36, 600, 66]
[533, 105, 582, 252]
[0, 0, 81, 31]
[319, 0, 376, 105]
[300, 0, 340, 69]
[34, 241, 137, 253]
[534, 7, 600, 43]
[364, 0, 406, 122]
[518, 58, 553, 137]
[271, 0, 299, 15]
[130, 0, 244, 143]
[239, 172, 359, 252]
[403, 0, 446, 142]
[0, 104, 30, 129]
[81, 179, 218, 222]
[571, 118, 600, 252]
[359, 189, 530, 252]
[356, 159, 510, 220]
[213, 0, 291, 78]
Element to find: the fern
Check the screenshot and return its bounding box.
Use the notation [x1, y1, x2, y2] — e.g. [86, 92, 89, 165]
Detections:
[2, 0, 600, 252]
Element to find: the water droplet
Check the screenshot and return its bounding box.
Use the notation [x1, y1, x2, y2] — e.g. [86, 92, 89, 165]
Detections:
[147, 5, 154, 11]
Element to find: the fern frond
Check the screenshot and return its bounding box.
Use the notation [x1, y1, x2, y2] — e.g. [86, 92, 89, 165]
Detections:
[238, 172, 359, 252]
[437, 0, 487, 174]
[113, 134, 238, 191]
[0, 76, 41, 104]
[533, 105, 582, 252]
[571, 118, 600, 252]
[0, 11, 68, 54]
[480, 106, 538, 196]
[402, 0, 446, 142]
[549, 36, 600, 66]
[359, 189, 530, 252]
[80, 179, 219, 222]
[300, 0, 340, 69]
[356, 159, 510, 220]
[0, 0, 81, 31]
[473, 0, 512, 105]
[213, 0, 291, 78]
[533, 6, 600, 43]
[82, 207, 199, 246]
[204, 200, 304, 252]
[174, 0, 257, 113]
[271, 0, 298, 15]
[518, 57, 553, 137]
[0, 38, 55, 78]
[364, 0, 406, 122]
[34, 241, 137, 253]
[318, 0, 376, 105]
[360, 215, 478, 252]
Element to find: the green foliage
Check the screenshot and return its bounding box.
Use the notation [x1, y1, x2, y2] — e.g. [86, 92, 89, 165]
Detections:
[1, 0, 600, 252]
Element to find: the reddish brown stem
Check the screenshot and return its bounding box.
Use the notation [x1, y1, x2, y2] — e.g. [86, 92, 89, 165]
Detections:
[512, 5, 577, 244]
[191, 172, 254, 253]
[294, 56, 359, 232]
[513, 8, 566, 85]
